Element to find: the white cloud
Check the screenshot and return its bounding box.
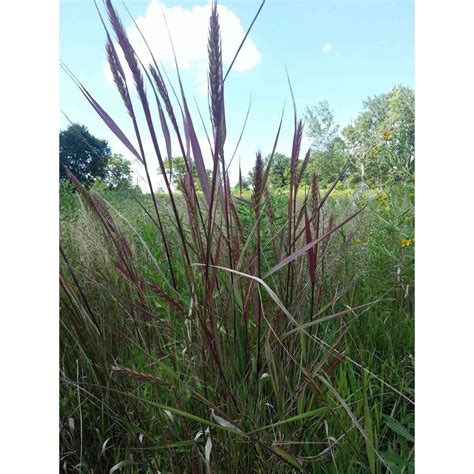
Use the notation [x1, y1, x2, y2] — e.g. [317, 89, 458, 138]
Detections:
[322, 42, 333, 54]
[104, 0, 261, 94]
[196, 63, 209, 97]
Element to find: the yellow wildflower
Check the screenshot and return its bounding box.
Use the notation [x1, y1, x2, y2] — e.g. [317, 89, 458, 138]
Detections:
[383, 130, 391, 139]
[354, 239, 362, 246]
[376, 192, 389, 211]
[401, 239, 413, 248]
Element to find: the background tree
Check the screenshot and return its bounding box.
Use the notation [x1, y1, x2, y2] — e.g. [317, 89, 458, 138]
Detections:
[60, 124, 111, 187]
[342, 85, 414, 185]
[305, 100, 340, 151]
[304, 101, 349, 185]
[308, 137, 348, 185]
[105, 154, 133, 190]
[266, 152, 291, 189]
[162, 157, 187, 188]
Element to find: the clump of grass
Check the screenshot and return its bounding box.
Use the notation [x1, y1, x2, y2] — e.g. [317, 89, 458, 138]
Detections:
[60, 1, 413, 472]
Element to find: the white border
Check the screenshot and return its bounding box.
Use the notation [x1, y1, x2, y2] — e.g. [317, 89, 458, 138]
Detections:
[416, 0, 474, 471]
[2, 0, 474, 471]
[1, 0, 58, 470]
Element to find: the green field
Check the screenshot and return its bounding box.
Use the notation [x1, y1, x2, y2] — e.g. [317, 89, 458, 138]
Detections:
[60, 179, 414, 473]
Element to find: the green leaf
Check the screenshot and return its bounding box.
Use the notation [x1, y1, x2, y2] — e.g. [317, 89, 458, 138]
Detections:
[251, 407, 326, 433]
[362, 363, 376, 474]
[384, 415, 414, 442]
[380, 449, 408, 469]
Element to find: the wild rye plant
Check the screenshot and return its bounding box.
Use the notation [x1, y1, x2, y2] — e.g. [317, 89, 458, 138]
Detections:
[59, 1, 388, 471]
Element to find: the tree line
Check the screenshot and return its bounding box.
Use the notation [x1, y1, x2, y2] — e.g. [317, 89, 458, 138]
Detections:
[60, 85, 414, 192]
[257, 85, 414, 190]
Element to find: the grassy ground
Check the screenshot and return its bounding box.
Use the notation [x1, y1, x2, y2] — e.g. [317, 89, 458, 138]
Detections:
[60, 179, 414, 473]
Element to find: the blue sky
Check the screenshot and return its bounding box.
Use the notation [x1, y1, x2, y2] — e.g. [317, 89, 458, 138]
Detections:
[60, 0, 414, 189]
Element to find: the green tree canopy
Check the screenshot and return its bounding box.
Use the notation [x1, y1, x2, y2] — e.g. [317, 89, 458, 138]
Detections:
[342, 85, 414, 185]
[266, 152, 291, 189]
[60, 124, 111, 187]
[307, 137, 348, 185]
[304, 100, 340, 151]
[105, 154, 133, 190]
[303, 101, 348, 186]
[60, 124, 133, 190]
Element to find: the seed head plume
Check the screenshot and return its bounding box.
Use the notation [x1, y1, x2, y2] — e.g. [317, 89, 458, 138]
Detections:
[147, 282, 188, 319]
[106, 36, 133, 117]
[252, 151, 264, 213]
[149, 65, 177, 130]
[105, 0, 147, 107]
[311, 172, 320, 236]
[112, 366, 172, 386]
[297, 148, 312, 186]
[208, 1, 226, 147]
[290, 119, 304, 179]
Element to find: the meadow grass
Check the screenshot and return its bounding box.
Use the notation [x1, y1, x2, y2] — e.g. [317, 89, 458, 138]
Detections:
[60, 2, 414, 472]
[60, 180, 414, 473]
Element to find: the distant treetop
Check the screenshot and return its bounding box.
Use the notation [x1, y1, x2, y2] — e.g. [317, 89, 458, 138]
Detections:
[60, 123, 132, 190]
